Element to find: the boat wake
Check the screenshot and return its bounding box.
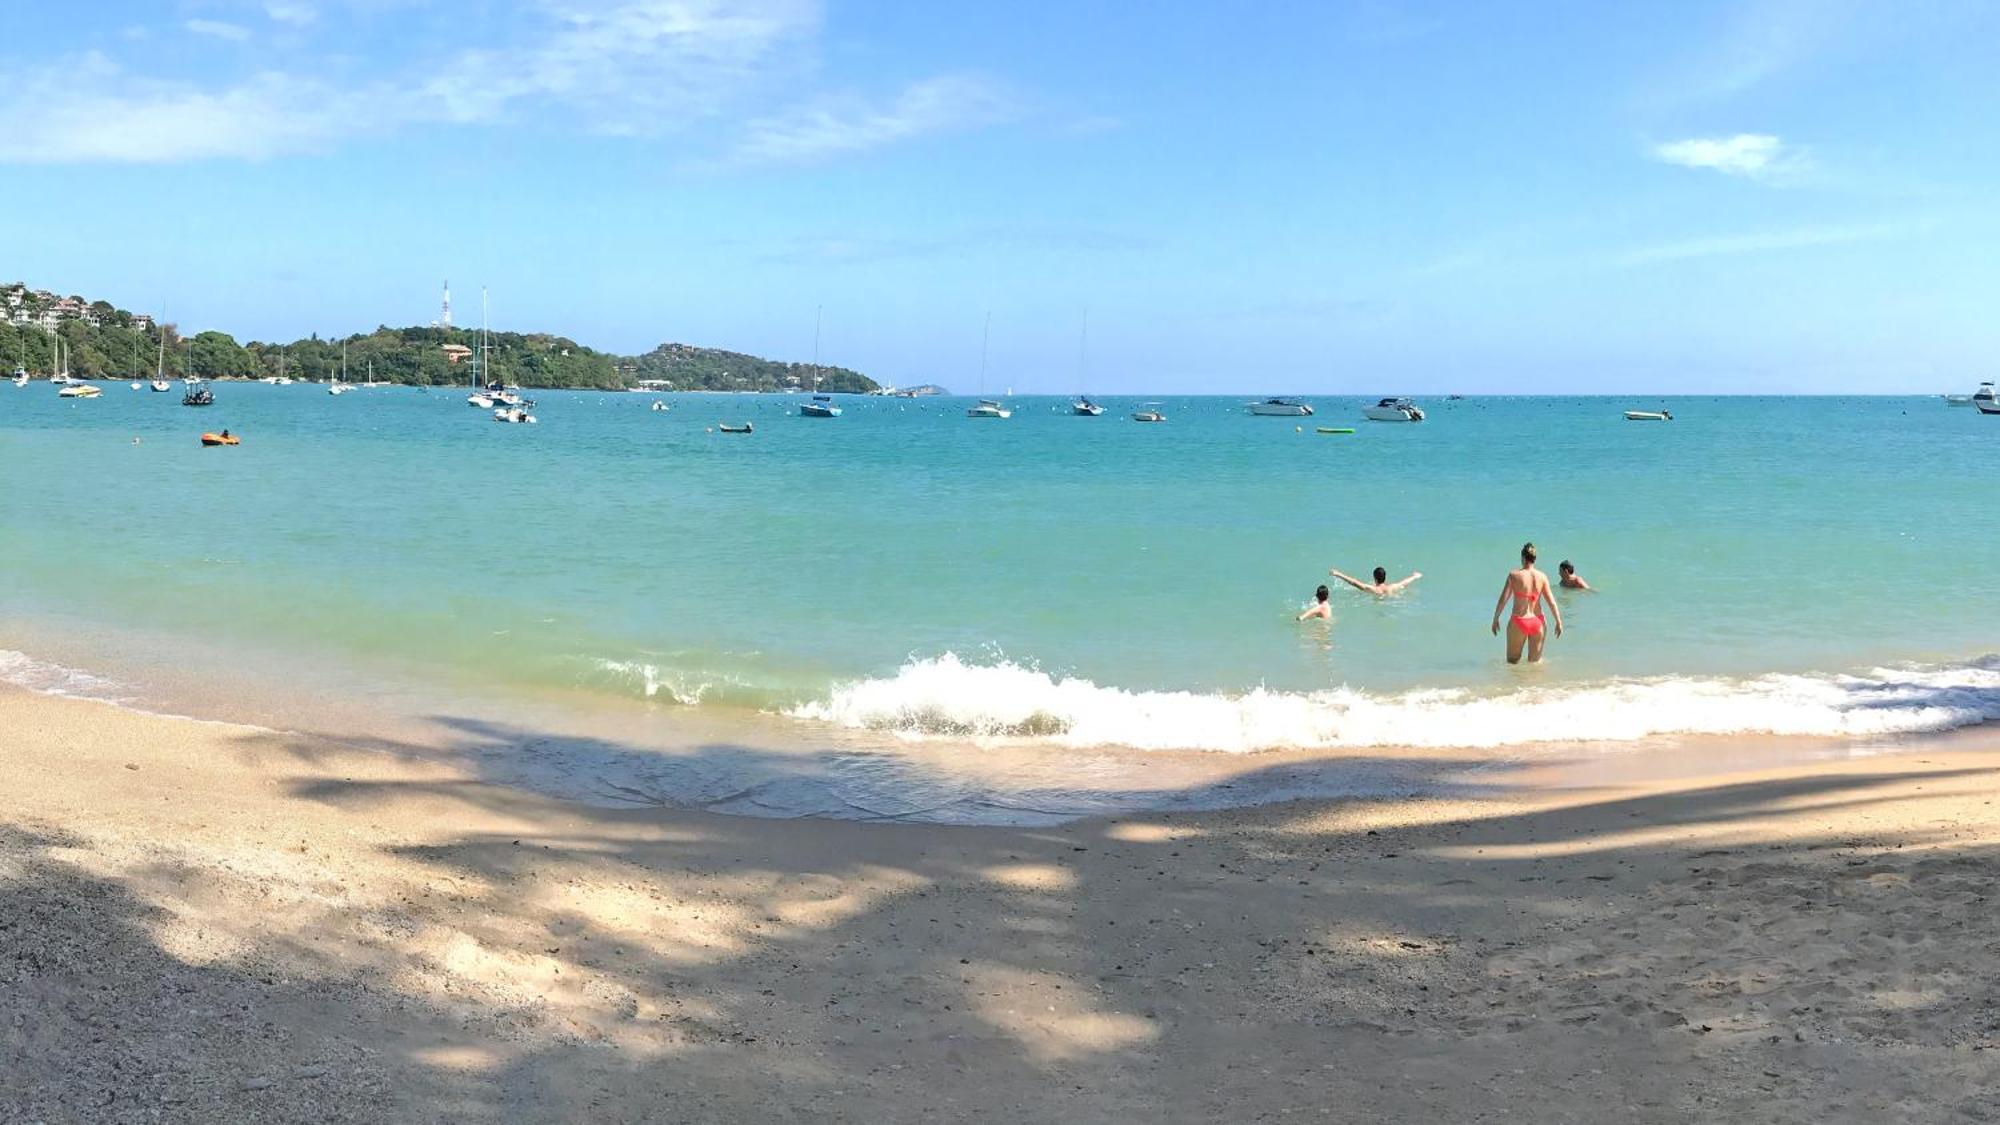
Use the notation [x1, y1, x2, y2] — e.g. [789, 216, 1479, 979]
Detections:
[787, 652, 2000, 753]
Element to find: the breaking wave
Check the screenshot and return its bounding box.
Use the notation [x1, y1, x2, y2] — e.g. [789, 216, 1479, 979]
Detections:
[787, 652, 2000, 753]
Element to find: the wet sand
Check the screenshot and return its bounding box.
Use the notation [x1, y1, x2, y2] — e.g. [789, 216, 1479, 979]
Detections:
[5, 682, 1998, 1122]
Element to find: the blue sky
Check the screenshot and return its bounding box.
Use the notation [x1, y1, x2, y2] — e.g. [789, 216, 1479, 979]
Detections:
[3, 0, 1996, 392]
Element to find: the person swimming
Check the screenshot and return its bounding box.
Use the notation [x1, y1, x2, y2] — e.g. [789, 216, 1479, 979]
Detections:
[1329, 565, 1422, 597]
[1491, 542, 1563, 664]
[1558, 560, 1592, 591]
[1297, 584, 1332, 621]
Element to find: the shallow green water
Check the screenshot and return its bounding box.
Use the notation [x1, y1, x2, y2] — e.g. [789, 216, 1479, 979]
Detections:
[4, 384, 1997, 753]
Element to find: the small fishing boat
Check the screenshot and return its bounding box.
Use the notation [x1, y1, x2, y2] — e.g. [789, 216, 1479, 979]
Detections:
[182, 381, 215, 406]
[1623, 410, 1673, 422]
[58, 383, 100, 398]
[966, 399, 1012, 419]
[1072, 397, 1104, 416]
[492, 406, 537, 424]
[1132, 403, 1167, 423]
[650, 400, 670, 412]
[1362, 397, 1425, 422]
[719, 423, 754, 434]
[200, 431, 240, 446]
[1246, 398, 1313, 417]
[1945, 394, 1973, 406]
[11, 365, 26, 387]
[800, 395, 841, 418]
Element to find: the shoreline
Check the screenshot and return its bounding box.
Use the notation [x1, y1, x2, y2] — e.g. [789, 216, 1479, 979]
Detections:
[6, 682, 2000, 1119]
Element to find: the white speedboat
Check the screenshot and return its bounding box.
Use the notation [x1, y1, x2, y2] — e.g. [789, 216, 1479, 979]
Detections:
[800, 395, 841, 418]
[58, 383, 100, 398]
[966, 399, 1011, 419]
[1945, 394, 1973, 406]
[1971, 382, 1997, 410]
[468, 392, 495, 408]
[1624, 410, 1672, 422]
[1362, 397, 1425, 422]
[1132, 403, 1167, 423]
[11, 365, 27, 387]
[1073, 397, 1104, 416]
[1247, 398, 1313, 417]
[493, 406, 537, 424]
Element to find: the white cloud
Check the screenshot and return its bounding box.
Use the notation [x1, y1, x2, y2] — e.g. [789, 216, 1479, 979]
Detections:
[0, 0, 1022, 168]
[0, 54, 364, 162]
[264, 1, 318, 25]
[186, 18, 252, 41]
[1615, 219, 1930, 267]
[1651, 134, 1805, 181]
[420, 0, 820, 130]
[722, 74, 1014, 168]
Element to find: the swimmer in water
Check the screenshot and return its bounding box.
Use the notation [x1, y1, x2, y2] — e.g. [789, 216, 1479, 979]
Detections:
[1329, 565, 1422, 597]
[1297, 584, 1332, 621]
[1492, 542, 1562, 664]
[1557, 560, 1592, 591]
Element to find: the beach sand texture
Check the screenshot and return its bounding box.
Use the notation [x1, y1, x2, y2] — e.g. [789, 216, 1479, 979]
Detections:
[4, 684, 1997, 1123]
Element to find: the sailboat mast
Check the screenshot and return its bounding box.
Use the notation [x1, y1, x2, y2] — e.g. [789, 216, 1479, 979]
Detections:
[812, 304, 822, 393]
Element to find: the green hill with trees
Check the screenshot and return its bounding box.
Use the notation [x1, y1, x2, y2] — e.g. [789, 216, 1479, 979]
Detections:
[2, 283, 882, 392]
[625, 341, 877, 393]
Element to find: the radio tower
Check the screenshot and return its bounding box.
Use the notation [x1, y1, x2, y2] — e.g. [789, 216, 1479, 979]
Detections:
[441, 280, 452, 329]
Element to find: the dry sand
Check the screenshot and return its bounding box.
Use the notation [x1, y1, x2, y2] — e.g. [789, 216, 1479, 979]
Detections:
[3, 683, 1997, 1123]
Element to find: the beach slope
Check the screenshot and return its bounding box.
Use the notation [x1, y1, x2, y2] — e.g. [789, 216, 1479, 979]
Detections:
[3, 685, 1996, 1122]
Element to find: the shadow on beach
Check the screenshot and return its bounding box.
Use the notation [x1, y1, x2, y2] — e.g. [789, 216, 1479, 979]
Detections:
[5, 710, 2000, 1123]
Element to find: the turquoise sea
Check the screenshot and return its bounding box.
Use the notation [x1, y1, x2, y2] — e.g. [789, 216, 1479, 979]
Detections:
[4, 382, 1999, 816]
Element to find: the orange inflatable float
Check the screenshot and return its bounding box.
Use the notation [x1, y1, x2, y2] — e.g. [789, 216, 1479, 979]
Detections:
[200, 432, 240, 446]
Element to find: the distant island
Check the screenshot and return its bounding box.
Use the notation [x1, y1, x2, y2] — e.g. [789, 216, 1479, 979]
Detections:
[0, 282, 883, 393]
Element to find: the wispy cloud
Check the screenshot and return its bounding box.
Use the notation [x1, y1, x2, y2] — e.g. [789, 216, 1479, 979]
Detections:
[0, 53, 363, 162]
[263, 1, 318, 26]
[721, 74, 1015, 168]
[185, 18, 252, 42]
[1653, 0, 1858, 105]
[0, 0, 1013, 168]
[1652, 133, 1807, 181]
[1615, 218, 1931, 267]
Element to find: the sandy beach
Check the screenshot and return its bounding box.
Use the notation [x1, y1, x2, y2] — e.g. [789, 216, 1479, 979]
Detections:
[4, 684, 1997, 1123]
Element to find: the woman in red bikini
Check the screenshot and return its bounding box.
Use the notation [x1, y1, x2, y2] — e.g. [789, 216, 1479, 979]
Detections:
[1490, 542, 1563, 664]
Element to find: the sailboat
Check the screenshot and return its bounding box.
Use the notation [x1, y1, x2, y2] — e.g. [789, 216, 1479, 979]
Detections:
[49, 336, 72, 384]
[328, 342, 351, 395]
[182, 340, 214, 405]
[149, 325, 171, 391]
[966, 312, 1011, 419]
[800, 305, 842, 417]
[57, 340, 99, 396]
[467, 289, 502, 409]
[1072, 310, 1103, 415]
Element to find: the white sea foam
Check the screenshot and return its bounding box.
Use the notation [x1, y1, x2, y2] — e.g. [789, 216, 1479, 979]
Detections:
[0, 648, 131, 703]
[787, 652, 2000, 753]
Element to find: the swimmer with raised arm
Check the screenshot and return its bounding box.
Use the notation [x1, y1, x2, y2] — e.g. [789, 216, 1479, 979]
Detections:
[1492, 542, 1562, 663]
[1297, 584, 1332, 621]
[1329, 565, 1422, 597]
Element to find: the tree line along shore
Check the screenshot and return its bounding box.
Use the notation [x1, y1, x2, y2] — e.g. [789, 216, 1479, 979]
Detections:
[0, 296, 879, 394]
